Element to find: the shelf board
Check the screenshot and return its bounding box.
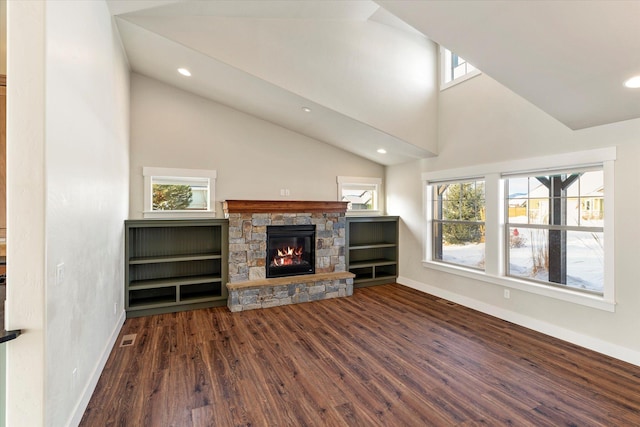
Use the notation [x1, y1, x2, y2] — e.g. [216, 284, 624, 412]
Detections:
[354, 274, 397, 284]
[129, 253, 222, 265]
[349, 259, 397, 269]
[127, 296, 178, 310]
[129, 275, 222, 290]
[179, 294, 225, 304]
[349, 243, 396, 250]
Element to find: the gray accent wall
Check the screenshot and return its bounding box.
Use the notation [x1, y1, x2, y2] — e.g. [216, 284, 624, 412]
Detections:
[129, 73, 386, 219]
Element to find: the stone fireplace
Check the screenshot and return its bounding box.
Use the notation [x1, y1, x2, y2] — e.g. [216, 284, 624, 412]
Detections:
[224, 200, 355, 312]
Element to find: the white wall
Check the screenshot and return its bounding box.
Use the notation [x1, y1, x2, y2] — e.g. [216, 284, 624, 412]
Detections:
[387, 73, 640, 364]
[7, 1, 130, 426]
[6, 1, 46, 425]
[129, 73, 385, 218]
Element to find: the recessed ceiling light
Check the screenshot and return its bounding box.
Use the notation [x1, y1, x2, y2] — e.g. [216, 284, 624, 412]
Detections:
[178, 68, 191, 77]
[624, 75, 640, 89]
[302, 107, 312, 113]
[377, 148, 387, 154]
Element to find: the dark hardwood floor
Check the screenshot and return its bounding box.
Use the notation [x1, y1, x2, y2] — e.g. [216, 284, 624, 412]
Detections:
[80, 284, 640, 426]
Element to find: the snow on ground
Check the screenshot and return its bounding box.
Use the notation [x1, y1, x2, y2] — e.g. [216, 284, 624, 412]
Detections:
[442, 243, 485, 269]
[441, 232, 603, 293]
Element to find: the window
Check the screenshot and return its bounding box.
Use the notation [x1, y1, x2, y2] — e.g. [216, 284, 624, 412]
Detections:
[143, 167, 217, 218]
[505, 169, 604, 294]
[423, 147, 616, 311]
[432, 179, 485, 270]
[337, 176, 381, 214]
[440, 46, 481, 89]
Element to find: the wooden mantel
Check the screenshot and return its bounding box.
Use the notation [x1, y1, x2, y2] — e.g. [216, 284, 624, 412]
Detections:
[223, 200, 349, 214]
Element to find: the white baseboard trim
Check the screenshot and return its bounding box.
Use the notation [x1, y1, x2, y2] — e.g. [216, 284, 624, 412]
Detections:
[67, 309, 126, 427]
[397, 275, 640, 367]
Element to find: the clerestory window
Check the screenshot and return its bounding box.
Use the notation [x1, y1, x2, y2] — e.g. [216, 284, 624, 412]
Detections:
[440, 46, 481, 90]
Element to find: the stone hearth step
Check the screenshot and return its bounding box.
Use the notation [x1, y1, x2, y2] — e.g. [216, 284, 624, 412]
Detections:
[227, 271, 355, 312]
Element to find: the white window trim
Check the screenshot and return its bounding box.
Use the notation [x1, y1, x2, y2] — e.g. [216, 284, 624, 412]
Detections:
[440, 45, 481, 91]
[143, 167, 217, 219]
[337, 176, 382, 216]
[422, 147, 616, 312]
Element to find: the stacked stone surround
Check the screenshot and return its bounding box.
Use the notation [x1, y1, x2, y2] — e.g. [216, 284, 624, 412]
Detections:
[227, 212, 346, 282]
[224, 201, 354, 312]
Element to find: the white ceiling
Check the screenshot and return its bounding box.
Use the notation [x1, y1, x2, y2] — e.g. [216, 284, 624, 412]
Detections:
[109, 0, 640, 165]
[378, 0, 640, 130]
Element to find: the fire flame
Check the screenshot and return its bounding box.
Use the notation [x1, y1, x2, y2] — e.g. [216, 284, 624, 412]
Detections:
[272, 246, 304, 266]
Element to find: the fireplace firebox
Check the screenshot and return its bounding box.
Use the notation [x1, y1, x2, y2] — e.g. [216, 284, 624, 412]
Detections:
[266, 225, 315, 278]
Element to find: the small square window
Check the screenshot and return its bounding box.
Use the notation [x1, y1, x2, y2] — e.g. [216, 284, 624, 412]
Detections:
[152, 177, 208, 211]
[337, 176, 382, 215]
[143, 167, 216, 218]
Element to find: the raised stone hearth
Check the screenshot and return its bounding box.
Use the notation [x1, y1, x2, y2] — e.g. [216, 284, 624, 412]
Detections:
[224, 200, 355, 311]
[226, 271, 354, 312]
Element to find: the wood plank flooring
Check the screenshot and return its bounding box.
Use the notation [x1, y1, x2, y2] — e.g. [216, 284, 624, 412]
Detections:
[80, 284, 640, 426]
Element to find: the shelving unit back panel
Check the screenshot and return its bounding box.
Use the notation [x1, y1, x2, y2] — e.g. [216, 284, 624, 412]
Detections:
[180, 282, 223, 301]
[128, 226, 222, 258]
[351, 267, 374, 281]
[375, 265, 397, 278]
[129, 259, 221, 282]
[348, 247, 396, 264]
[348, 221, 398, 246]
[129, 287, 177, 308]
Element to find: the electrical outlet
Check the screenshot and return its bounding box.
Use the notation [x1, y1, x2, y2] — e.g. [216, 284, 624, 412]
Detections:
[72, 367, 78, 389]
[285, 189, 290, 196]
[114, 302, 118, 315]
[504, 289, 511, 299]
[56, 263, 65, 285]
[280, 189, 286, 196]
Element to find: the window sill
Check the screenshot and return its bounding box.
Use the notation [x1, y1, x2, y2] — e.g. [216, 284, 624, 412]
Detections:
[440, 69, 482, 91]
[143, 210, 216, 219]
[422, 260, 615, 312]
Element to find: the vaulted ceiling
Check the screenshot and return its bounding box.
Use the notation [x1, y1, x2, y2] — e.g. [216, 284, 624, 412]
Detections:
[379, 0, 640, 131]
[108, 1, 640, 165]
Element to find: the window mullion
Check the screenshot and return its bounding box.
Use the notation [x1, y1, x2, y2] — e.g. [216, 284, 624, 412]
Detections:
[483, 174, 502, 276]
